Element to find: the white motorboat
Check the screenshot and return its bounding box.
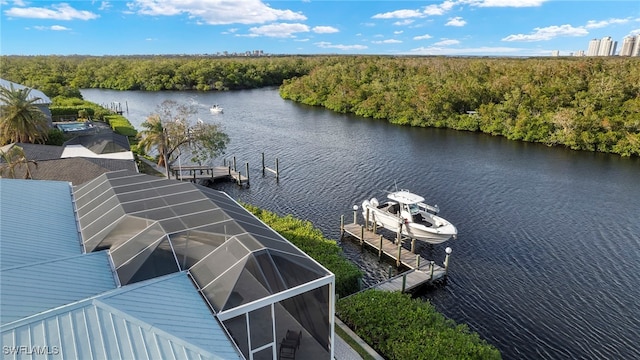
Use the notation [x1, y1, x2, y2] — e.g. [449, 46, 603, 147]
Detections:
[361, 190, 457, 244]
[210, 104, 223, 114]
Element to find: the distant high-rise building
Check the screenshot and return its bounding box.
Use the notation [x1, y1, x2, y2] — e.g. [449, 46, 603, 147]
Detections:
[632, 34, 640, 56]
[574, 50, 585, 57]
[620, 36, 636, 56]
[598, 36, 616, 56]
[551, 50, 560, 57]
[587, 38, 600, 56]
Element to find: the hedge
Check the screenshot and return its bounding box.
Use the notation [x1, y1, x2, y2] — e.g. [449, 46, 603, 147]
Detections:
[337, 290, 502, 360]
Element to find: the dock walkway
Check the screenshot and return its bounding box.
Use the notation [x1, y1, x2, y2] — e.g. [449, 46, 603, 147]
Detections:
[341, 222, 450, 292]
[171, 165, 248, 186]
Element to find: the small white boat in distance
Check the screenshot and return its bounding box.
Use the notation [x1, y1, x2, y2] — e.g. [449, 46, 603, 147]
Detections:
[361, 190, 457, 244]
[210, 104, 223, 114]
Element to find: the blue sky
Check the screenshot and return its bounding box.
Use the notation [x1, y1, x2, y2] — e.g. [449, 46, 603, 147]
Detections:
[1, 0, 639, 56]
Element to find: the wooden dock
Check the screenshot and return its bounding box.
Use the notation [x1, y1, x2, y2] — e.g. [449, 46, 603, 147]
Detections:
[341, 222, 451, 293]
[171, 165, 249, 186]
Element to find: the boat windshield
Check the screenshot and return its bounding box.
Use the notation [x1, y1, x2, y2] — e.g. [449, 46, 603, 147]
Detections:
[408, 203, 420, 215]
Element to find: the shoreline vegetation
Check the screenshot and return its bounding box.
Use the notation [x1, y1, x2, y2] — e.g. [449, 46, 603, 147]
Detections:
[1, 55, 638, 157]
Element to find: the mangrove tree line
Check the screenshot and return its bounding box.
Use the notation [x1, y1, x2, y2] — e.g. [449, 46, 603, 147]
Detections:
[279, 56, 640, 157]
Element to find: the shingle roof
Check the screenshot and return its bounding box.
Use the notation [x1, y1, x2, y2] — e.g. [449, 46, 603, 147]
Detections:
[64, 132, 131, 154]
[7, 143, 65, 161]
[3, 157, 138, 185]
[0, 78, 51, 105]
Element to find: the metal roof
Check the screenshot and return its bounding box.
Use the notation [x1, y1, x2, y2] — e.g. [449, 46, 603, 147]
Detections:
[0, 78, 51, 105]
[1, 272, 241, 360]
[0, 251, 117, 324]
[0, 179, 82, 269]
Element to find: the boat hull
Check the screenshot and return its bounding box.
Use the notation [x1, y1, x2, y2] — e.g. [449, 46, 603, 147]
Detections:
[362, 201, 457, 244]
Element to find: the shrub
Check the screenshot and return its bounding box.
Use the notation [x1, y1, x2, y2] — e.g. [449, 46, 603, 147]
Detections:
[337, 290, 502, 360]
[104, 114, 137, 137]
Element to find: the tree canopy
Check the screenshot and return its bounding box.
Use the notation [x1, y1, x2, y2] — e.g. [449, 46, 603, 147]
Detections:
[138, 100, 229, 177]
[279, 56, 640, 157]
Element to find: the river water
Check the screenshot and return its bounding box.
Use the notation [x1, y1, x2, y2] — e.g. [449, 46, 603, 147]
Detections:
[82, 88, 640, 360]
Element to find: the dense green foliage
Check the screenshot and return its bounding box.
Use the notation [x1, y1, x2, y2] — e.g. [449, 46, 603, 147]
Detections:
[4, 55, 637, 156]
[0, 55, 321, 92]
[242, 204, 362, 297]
[279, 56, 640, 157]
[337, 290, 501, 360]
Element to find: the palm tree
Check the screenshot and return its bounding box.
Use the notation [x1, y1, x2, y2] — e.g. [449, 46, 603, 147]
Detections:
[138, 114, 170, 178]
[0, 84, 49, 145]
[0, 145, 38, 179]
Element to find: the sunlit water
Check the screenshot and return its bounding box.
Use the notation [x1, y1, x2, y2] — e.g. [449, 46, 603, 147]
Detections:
[83, 88, 640, 360]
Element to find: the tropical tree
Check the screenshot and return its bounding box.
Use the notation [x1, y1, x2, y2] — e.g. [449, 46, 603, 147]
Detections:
[0, 84, 49, 145]
[138, 100, 229, 178]
[0, 145, 38, 179]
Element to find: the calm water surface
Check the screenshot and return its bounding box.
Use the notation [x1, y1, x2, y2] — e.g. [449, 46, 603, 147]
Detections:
[82, 88, 640, 360]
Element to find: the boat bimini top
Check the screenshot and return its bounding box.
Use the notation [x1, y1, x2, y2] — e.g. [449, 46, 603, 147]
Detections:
[387, 191, 425, 205]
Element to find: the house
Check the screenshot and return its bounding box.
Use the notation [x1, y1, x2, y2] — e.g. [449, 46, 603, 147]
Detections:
[0, 78, 53, 128]
[1, 171, 336, 359]
[1, 132, 136, 185]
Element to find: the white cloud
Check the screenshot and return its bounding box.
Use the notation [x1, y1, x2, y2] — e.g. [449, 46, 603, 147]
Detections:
[393, 19, 414, 26]
[446, 17, 466, 27]
[630, 29, 640, 36]
[4, 3, 99, 20]
[413, 34, 433, 40]
[465, 0, 548, 7]
[129, 0, 306, 25]
[502, 24, 588, 42]
[315, 41, 368, 51]
[372, 9, 424, 19]
[423, 1, 456, 16]
[313, 26, 339, 34]
[585, 18, 630, 29]
[372, 39, 403, 44]
[394, 30, 404, 35]
[248, 23, 309, 38]
[99, 1, 111, 11]
[34, 25, 71, 31]
[434, 39, 460, 46]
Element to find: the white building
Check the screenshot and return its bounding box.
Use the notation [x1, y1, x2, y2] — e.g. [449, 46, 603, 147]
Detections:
[597, 36, 617, 56]
[632, 34, 640, 56]
[587, 38, 601, 56]
[620, 36, 636, 56]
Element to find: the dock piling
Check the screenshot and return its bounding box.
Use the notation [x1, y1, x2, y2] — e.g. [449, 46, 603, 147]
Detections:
[429, 261, 435, 280]
[245, 162, 250, 186]
[444, 247, 452, 275]
[352, 205, 358, 224]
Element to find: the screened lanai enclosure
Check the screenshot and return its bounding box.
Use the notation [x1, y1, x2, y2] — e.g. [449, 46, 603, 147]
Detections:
[73, 170, 335, 360]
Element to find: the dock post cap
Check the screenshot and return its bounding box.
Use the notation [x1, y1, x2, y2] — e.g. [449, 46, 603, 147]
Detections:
[445, 247, 452, 254]
[352, 205, 359, 210]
